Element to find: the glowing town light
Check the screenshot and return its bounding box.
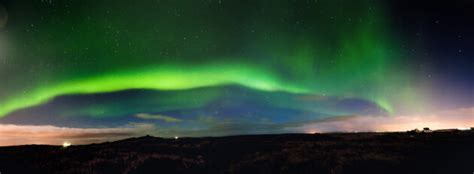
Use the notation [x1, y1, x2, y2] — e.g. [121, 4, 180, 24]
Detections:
[62, 141, 71, 148]
[457, 127, 470, 131]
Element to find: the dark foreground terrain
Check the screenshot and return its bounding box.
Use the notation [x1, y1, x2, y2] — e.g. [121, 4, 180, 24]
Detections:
[0, 131, 473, 174]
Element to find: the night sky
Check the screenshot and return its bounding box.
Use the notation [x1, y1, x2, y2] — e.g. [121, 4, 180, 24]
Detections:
[0, 0, 472, 145]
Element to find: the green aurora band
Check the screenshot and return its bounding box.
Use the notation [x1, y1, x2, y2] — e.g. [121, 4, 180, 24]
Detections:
[0, 0, 426, 117]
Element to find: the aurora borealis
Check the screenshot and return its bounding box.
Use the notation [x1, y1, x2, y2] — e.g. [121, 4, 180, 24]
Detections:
[0, 0, 473, 145]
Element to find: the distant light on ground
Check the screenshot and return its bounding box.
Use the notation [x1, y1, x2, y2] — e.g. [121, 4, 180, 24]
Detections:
[62, 141, 71, 148]
[457, 127, 470, 130]
[306, 130, 319, 134]
[174, 136, 179, 140]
